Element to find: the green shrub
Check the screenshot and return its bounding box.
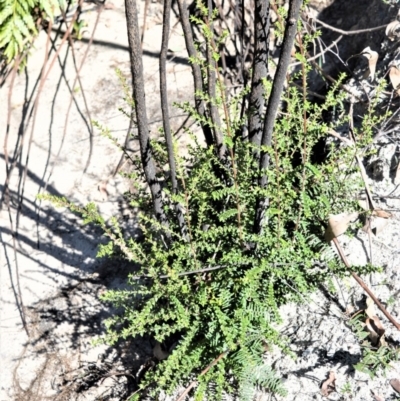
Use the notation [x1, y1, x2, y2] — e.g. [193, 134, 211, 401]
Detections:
[39, 2, 387, 398]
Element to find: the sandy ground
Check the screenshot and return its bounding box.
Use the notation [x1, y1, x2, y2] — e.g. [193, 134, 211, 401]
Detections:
[0, 1, 193, 399]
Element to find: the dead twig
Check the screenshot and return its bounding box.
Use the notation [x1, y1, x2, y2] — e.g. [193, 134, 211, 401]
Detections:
[327, 128, 376, 210]
[348, 104, 374, 263]
[44, 2, 102, 187]
[333, 237, 400, 331]
[175, 349, 229, 401]
[16, 0, 84, 230]
[141, 0, 151, 50]
[131, 262, 299, 280]
[312, 18, 388, 36]
[290, 35, 343, 67]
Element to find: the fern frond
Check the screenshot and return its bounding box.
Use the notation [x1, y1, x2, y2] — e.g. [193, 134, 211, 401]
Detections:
[0, 0, 61, 63]
[252, 364, 287, 397]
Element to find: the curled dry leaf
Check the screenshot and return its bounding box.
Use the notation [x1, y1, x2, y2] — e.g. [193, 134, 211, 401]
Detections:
[386, 20, 400, 41]
[366, 317, 380, 346]
[361, 209, 391, 235]
[366, 316, 385, 346]
[361, 47, 379, 81]
[365, 298, 386, 346]
[321, 371, 336, 397]
[325, 212, 359, 241]
[390, 378, 400, 394]
[389, 66, 400, 95]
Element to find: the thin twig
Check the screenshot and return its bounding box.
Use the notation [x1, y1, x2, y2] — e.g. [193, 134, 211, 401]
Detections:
[17, 2, 84, 235]
[177, 166, 199, 267]
[176, 0, 214, 146]
[159, 0, 188, 240]
[175, 349, 229, 401]
[332, 238, 400, 331]
[141, 0, 151, 50]
[348, 104, 374, 264]
[54, 4, 100, 179]
[131, 262, 302, 280]
[294, 32, 309, 232]
[206, 17, 244, 245]
[2, 5, 79, 212]
[205, 0, 225, 159]
[289, 35, 343, 67]
[2, 55, 22, 210]
[312, 18, 388, 36]
[327, 127, 376, 210]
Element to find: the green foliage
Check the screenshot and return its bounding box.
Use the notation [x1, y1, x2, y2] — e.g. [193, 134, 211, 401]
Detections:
[340, 381, 352, 394]
[40, 6, 385, 400]
[0, 0, 65, 63]
[70, 74, 378, 398]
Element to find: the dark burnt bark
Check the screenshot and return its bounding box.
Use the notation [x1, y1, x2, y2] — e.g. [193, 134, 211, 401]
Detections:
[159, 0, 188, 239]
[125, 0, 169, 234]
[254, 0, 303, 234]
[248, 0, 270, 150]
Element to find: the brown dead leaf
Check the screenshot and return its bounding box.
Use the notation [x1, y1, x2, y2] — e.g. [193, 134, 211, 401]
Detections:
[366, 318, 380, 346]
[361, 47, 379, 81]
[390, 378, 400, 393]
[386, 20, 400, 41]
[364, 298, 385, 346]
[372, 209, 392, 219]
[389, 66, 400, 95]
[321, 371, 336, 397]
[366, 316, 385, 346]
[325, 212, 359, 241]
[362, 210, 391, 236]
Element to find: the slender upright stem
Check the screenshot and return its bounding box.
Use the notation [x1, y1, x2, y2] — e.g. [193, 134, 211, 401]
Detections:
[248, 0, 270, 150]
[176, 0, 214, 147]
[125, 0, 169, 234]
[294, 33, 308, 232]
[254, 0, 303, 234]
[159, 0, 188, 240]
[206, 0, 226, 159]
